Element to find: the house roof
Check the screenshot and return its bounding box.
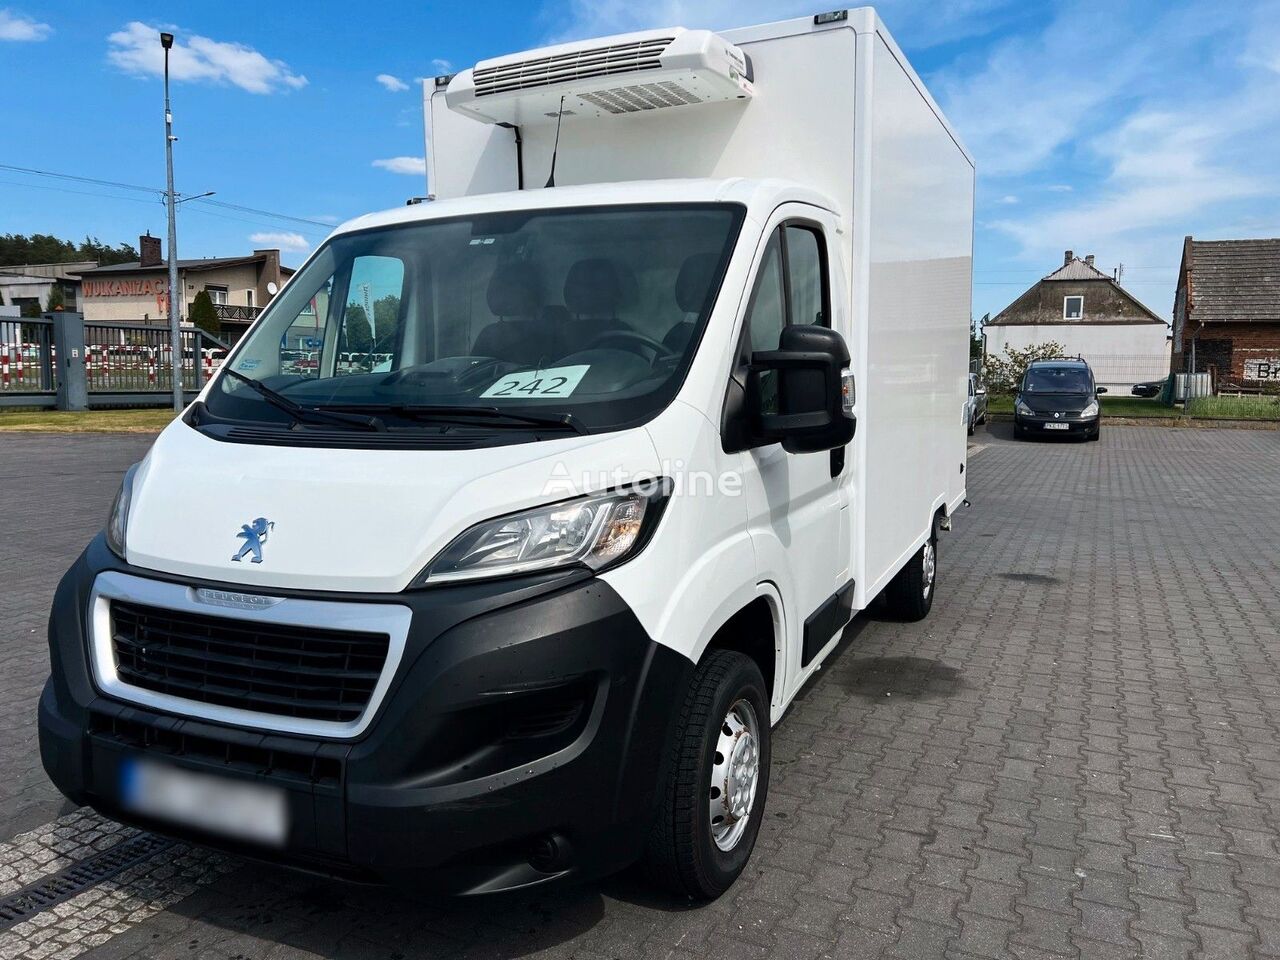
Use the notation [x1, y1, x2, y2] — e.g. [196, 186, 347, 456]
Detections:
[986, 253, 1166, 327]
[1186, 238, 1280, 323]
[78, 254, 295, 277]
[1041, 258, 1112, 282]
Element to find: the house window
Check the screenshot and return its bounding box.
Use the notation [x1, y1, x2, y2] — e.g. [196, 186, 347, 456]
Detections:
[205, 285, 228, 306]
[246, 289, 255, 309]
[1063, 295, 1083, 320]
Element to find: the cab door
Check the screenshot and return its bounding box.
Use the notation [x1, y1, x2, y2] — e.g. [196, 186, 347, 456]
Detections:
[734, 206, 853, 703]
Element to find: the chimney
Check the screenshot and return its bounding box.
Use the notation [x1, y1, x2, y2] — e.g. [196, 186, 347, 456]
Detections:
[1063, 250, 1073, 265]
[139, 233, 162, 268]
[1084, 254, 1095, 268]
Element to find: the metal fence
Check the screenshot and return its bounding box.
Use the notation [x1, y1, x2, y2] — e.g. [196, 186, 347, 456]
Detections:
[1, 316, 228, 408]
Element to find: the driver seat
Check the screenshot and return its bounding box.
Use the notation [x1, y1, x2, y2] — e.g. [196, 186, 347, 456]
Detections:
[662, 252, 719, 354]
[561, 258, 628, 353]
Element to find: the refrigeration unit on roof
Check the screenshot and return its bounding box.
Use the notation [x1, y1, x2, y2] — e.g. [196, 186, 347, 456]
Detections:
[444, 27, 755, 126]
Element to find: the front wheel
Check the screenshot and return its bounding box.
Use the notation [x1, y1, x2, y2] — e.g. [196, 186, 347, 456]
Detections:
[645, 650, 770, 900]
[883, 521, 938, 621]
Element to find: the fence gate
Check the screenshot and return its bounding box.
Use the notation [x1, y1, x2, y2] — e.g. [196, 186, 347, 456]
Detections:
[0, 313, 229, 409]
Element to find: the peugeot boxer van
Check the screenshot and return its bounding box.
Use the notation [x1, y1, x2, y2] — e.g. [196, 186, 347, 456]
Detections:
[40, 9, 975, 899]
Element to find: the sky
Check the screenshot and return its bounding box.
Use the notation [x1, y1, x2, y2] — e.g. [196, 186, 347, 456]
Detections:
[2, 0, 1278, 323]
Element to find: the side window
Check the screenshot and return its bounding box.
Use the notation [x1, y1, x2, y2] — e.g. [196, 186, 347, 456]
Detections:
[746, 232, 786, 353]
[337, 255, 405, 375]
[784, 226, 826, 327]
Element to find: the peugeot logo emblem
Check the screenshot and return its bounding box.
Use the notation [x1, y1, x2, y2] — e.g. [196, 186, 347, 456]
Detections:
[232, 517, 274, 564]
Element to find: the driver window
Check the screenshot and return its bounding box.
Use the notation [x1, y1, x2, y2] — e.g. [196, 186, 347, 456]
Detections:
[746, 233, 786, 353]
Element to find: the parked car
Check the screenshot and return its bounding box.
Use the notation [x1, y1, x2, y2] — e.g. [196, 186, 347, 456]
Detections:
[965, 372, 988, 435]
[1014, 358, 1105, 441]
[1131, 379, 1164, 398]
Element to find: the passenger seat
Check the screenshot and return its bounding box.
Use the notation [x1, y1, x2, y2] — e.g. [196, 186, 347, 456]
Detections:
[560, 258, 629, 353]
[662, 252, 720, 353]
[471, 262, 552, 365]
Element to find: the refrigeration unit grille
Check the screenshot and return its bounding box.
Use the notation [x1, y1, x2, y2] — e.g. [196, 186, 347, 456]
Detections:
[474, 37, 674, 97]
[579, 81, 704, 114]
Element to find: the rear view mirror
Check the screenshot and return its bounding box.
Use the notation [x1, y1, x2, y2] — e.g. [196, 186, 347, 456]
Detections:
[750, 325, 856, 453]
[977, 386, 987, 396]
[1096, 386, 1108, 395]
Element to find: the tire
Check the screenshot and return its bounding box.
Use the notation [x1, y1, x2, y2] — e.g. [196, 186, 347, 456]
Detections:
[967, 415, 975, 436]
[645, 650, 770, 901]
[883, 520, 938, 622]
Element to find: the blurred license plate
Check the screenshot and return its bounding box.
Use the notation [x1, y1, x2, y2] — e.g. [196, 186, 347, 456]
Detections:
[1044, 422, 1070, 430]
[120, 759, 287, 846]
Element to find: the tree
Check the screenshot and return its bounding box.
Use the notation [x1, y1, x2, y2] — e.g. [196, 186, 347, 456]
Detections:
[983, 341, 1067, 395]
[189, 290, 221, 337]
[0, 233, 139, 268]
[45, 286, 65, 312]
[342, 304, 372, 353]
[20, 300, 42, 318]
[970, 313, 987, 360]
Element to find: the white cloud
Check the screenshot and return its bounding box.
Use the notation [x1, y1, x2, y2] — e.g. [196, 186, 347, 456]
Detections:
[372, 156, 427, 175]
[107, 21, 307, 94]
[1047, 185, 1073, 193]
[248, 231, 310, 252]
[376, 73, 408, 92]
[309, 214, 342, 225]
[0, 8, 51, 41]
[999, 195, 1018, 204]
[431, 58, 452, 72]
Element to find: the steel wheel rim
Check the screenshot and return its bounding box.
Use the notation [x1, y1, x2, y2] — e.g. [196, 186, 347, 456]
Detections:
[922, 540, 936, 599]
[709, 698, 761, 852]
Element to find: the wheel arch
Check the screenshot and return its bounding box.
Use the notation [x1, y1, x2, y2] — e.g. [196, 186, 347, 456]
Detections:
[695, 585, 784, 714]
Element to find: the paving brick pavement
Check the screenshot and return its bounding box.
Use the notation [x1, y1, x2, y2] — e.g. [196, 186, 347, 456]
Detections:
[0, 433, 155, 840]
[1, 422, 1278, 959]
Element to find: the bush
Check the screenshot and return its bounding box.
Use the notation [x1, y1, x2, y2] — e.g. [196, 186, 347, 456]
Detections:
[189, 290, 221, 338]
[982, 342, 1067, 395]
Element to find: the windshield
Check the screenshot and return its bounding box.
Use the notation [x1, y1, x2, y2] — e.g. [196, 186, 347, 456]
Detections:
[1022, 366, 1092, 394]
[204, 203, 744, 437]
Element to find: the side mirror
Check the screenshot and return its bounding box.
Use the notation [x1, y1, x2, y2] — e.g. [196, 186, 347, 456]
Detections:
[1096, 386, 1108, 395]
[977, 386, 987, 396]
[750, 325, 856, 453]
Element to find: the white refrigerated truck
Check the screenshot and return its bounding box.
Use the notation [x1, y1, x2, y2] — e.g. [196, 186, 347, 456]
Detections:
[41, 9, 973, 899]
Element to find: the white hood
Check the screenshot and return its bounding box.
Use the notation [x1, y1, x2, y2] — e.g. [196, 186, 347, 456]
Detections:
[124, 421, 661, 593]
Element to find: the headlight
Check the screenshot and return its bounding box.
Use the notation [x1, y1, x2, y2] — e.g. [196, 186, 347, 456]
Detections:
[1080, 401, 1099, 418]
[106, 463, 139, 559]
[415, 481, 670, 586]
[1015, 399, 1035, 416]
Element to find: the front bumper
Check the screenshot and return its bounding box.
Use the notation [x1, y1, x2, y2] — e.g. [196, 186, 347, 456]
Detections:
[1014, 413, 1099, 437]
[39, 535, 690, 893]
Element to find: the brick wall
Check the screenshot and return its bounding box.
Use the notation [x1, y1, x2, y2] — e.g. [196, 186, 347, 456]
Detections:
[1171, 321, 1280, 385]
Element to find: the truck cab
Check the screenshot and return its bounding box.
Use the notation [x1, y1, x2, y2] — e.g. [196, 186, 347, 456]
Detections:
[40, 10, 974, 900]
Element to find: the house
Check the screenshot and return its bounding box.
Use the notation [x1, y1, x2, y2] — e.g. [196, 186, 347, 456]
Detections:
[984, 250, 1170, 392]
[77, 235, 294, 341]
[1171, 236, 1280, 390]
[0, 261, 94, 315]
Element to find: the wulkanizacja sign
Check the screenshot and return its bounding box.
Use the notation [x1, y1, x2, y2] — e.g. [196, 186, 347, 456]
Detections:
[82, 278, 169, 298]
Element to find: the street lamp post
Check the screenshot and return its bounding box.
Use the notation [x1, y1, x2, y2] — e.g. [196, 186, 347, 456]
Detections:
[160, 31, 182, 412]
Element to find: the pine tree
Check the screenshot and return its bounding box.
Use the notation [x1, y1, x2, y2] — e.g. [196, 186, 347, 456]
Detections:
[189, 290, 220, 337]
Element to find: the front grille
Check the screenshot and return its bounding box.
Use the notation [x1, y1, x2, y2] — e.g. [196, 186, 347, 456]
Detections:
[110, 601, 390, 724]
[473, 37, 672, 97]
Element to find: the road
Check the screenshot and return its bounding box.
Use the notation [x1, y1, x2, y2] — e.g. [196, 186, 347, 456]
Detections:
[1, 423, 1279, 959]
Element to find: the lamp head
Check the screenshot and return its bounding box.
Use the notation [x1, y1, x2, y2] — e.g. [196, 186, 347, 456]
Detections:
[159, 32, 174, 50]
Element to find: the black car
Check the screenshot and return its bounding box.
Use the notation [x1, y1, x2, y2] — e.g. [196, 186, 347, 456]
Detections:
[1013, 358, 1104, 441]
[1131, 379, 1164, 398]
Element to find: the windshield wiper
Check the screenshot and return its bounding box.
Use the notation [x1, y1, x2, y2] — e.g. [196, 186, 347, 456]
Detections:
[221, 368, 384, 431]
[316, 403, 589, 435]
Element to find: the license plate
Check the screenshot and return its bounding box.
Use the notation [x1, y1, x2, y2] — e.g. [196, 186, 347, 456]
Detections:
[1044, 422, 1070, 430]
[120, 758, 287, 846]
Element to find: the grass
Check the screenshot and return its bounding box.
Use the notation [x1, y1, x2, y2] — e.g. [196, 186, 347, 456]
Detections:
[0, 408, 178, 433]
[1185, 395, 1280, 420]
[987, 396, 1169, 418]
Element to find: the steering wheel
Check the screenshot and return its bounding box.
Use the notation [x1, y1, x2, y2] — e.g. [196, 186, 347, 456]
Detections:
[585, 330, 676, 362]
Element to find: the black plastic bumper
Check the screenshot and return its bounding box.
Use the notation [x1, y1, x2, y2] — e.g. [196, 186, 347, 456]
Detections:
[39, 535, 691, 893]
[1014, 414, 1099, 437]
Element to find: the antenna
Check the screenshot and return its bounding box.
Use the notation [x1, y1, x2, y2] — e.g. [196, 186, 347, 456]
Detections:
[545, 96, 566, 188]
